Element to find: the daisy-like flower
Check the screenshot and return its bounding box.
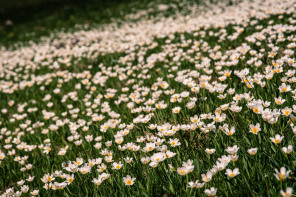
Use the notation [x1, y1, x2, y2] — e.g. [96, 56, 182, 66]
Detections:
[249, 123, 261, 134]
[26, 175, 35, 182]
[177, 167, 189, 176]
[104, 155, 113, 163]
[79, 165, 91, 174]
[66, 174, 75, 184]
[182, 159, 194, 173]
[123, 175, 136, 186]
[275, 97, 286, 105]
[75, 158, 83, 166]
[92, 177, 103, 186]
[112, 161, 123, 170]
[247, 148, 258, 155]
[223, 126, 235, 136]
[115, 137, 124, 144]
[141, 157, 150, 164]
[41, 173, 55, 183]
[168, 138, 181, 147]
[225, 168, 240, 178]
[88, 159, 97, 167]
[124, 157, 133, 163]
[274, 167, 291, 181]
[280, 187, 293, 197]
[215, 161, 228, 171]
[205, 148, 216, 154]
[230, 154, 239, 162]
[172, 106, 181, 114]
[99, 173, 110, 181]
[43, 183, 52, 190]
[160, 81, 169, 89]
[188, 180, 204, 188]
[252, 104, 263, 114]
[204, 187, 217, 196]
[30, 190, 39, 196]
[143, 142, 156, 152]
[201, 172, 213, 182]
[94, 142, 102, 149]
[282, 107, 292, 116]
[165, 150, 176, 158]
[225, 145, 239, 155]
[282, 145, 293, 154]
[151, 152, 166, 163]
[21, 185, 29, 193]
[270, 134, 284, 144]
[149, 161, 158, 168]
[278, 83, 291, 93]
[97, 163, 107, 172]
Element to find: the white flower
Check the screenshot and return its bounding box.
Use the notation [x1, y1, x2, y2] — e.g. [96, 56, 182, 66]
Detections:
[123, 175, 136, 186]
[282, 145, 293, 154]
[274, 167, 291, 181]
[172, 106, 181, 114]
[225, 168, 240, 178]
[205, 187, 217, 196]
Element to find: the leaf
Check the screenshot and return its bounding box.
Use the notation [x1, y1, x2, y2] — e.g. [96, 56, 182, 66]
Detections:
[169, 182, 175, 194]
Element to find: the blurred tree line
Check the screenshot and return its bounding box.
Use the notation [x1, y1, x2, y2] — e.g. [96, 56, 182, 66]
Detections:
[0, 0, 136, 24]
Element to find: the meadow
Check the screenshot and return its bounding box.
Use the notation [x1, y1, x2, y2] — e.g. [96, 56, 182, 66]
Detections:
[0, 0, 296, 196]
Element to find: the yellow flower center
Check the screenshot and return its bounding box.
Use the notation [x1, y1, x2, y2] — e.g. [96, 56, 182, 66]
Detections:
[126, 180, 132, 185]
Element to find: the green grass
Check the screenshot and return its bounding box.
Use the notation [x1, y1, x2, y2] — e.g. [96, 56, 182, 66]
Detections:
[0, 0, 296, 196]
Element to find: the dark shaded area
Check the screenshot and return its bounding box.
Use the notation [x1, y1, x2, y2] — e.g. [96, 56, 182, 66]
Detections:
[0, 0, 145, 46]
[0, 0, 134, 24]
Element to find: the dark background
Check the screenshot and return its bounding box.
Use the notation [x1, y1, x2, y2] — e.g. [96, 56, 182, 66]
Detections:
[0, 0, 148, 46]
